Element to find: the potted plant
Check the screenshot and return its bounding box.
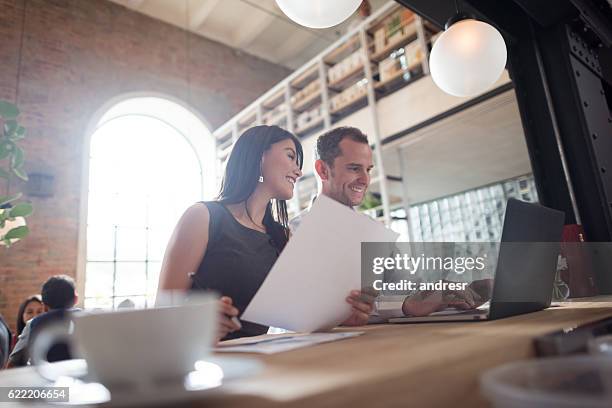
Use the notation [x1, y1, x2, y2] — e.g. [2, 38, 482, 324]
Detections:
[0, 100, 32, 246]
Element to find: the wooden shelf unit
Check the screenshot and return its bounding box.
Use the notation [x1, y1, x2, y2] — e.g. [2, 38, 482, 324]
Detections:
[329, 94, 368, 115]
[292, 90, 322, 112]
[375, 62, 424, 90]
[291, 65, 319, 89]
[323, 35, 361, 65]
[328, 63, 366, 91]
[375, 69, 410, 90]
[295, 117, 324, 136]
[370, 24, 418, 62]
[262, 88, 285, 110]
[212, 1, 434, 224]
[263, 112, 288, 127]
[237, 111, 257, 128]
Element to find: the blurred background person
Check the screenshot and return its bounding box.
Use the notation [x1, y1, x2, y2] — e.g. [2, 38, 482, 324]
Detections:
[117, 299, 135, 309]
[7, 275, 78, 368]
[0, 314, 10, 369]
[16, 295, 44, 339]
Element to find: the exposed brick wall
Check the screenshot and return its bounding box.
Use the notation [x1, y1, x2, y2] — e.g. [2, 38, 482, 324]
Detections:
[0, 0, 290, 332]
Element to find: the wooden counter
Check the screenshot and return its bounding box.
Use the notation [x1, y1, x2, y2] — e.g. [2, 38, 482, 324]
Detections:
[206, 298, 612, 408]
[1, 298, 611, 407]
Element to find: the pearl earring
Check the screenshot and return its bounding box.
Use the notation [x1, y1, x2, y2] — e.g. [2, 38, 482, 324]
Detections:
[258, 176, 264, 183]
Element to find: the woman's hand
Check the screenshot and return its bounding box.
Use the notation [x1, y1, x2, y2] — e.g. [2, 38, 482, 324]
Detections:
[217, 296, 241, 342]
[342, 290, 375, 326]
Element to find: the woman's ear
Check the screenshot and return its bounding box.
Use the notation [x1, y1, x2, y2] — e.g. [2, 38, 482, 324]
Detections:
[315, 159, 330, 181]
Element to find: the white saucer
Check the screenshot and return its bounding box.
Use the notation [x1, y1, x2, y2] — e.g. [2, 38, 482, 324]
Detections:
[48, 356, 262, 406]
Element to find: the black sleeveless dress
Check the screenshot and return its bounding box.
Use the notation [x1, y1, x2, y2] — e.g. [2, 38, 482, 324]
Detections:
[190, 201, 282, 339]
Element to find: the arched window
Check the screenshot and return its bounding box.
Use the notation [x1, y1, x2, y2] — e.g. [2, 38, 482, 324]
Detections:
[83, 97, 215, 309]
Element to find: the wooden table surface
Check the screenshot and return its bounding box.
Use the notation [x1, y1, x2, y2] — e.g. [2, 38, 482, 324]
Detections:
[1, 298, 611, 407]
[205, 298, 612, 408]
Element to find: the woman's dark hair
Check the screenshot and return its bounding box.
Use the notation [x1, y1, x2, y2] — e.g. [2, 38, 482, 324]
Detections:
[218, 125, 303, 250]
[16, 294, 42, 335]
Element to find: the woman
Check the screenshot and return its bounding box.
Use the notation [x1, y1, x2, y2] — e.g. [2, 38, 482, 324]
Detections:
[16, 295, 44, 337]
[158, 125, 373, 341]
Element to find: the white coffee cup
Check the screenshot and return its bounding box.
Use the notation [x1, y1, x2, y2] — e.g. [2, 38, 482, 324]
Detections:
[30, 293, 218, 390]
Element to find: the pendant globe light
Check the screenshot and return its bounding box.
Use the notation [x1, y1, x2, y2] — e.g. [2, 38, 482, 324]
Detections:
[429, 2, 507, 97]
[275, 0, 362, 29]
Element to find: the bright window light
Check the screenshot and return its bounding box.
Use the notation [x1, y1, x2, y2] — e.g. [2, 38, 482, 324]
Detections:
[84, 97, 214, 310]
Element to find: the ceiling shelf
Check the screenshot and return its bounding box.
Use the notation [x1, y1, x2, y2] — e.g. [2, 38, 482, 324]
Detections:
[324, 35, 360, 65]
[367, 6, 414, 35]
[328, 64, 366, 91]
[216, 129, 233, 143]
[237, 111, 257, 127]
[370, 25, 418, 62]
[291, 65, 319, 89]
[375, 67, 424, 96]
[262, 88, 286, 110]
[330, 94, 367, 116]
[217, 136, 233, 149]
[295, 117, 324, 136]
[212, 1, 445, 223]
[263, 112, 287, 127]
[292, 90, 322, 112]
[376, 71, 409, 90]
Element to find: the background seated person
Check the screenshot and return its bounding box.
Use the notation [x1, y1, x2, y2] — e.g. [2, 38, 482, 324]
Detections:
[0, 314, 10, 369]
[15, 295, 44, 346]
[7, 275, 79, 367]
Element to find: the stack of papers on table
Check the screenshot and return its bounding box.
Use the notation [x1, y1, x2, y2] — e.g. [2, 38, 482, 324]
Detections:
[216, 332, 364, 354]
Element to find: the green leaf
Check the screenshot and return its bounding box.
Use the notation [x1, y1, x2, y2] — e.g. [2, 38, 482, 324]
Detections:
[0, 193, 22, 207]
[10, 126, 26, 141]
[0, 197, 20, 208]
[11, 146, 24, 169]
[0, 209, 10, 223]
[12, 166, 28, 181]
[9, 202, 32, 217]
[0, 101, 19, 119]
[0, 167, 10, 179]
[4, 225, 29, 240]
[4, 119, 17, 136]
[0, 141, 14, 160]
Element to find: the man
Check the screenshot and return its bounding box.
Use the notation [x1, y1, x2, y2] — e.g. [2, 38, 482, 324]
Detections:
[291, 127, 485, 318]
[7, 275, 78, 367]
[290, 127, 375, 325]
[290, 126, 374, 231]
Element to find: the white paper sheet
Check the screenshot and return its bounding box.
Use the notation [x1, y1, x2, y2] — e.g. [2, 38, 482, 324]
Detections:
[216, 332, 364, 354]
[242, 195, 399, 332]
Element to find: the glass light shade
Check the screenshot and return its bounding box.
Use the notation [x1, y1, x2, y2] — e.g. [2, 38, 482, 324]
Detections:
[429, 19, 507, 97]
[275, 0, 362, 29]
[0, 210, 26, 245]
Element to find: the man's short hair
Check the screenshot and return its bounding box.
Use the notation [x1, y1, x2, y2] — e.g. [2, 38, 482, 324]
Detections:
[41, 275, 76, 310]
[316, 127, 369, 167]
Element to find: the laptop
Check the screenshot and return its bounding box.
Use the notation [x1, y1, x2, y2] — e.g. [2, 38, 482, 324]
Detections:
[388, 198, 565, 323]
